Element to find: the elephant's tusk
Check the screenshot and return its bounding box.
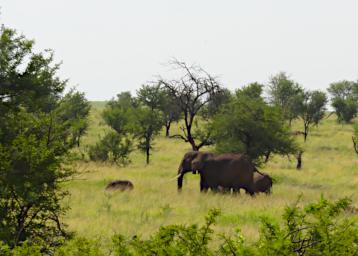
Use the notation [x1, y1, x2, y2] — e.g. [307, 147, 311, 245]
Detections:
[169, 173, 182, 181]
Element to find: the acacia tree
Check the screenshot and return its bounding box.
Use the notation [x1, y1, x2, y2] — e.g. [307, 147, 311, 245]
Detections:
[297, 90, 327, 142]
[328, 80, 358, 123]
[159, 59, 221, 151]
[268, 72, 304, 125]
[0, 26, 84, 247]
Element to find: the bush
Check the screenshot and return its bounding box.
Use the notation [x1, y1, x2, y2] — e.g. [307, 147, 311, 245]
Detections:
[88, 131, 132, 165]
[2, 196, 356, 255]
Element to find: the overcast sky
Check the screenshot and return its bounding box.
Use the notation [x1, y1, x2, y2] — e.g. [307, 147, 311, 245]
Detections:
[1, 1, 358, 100]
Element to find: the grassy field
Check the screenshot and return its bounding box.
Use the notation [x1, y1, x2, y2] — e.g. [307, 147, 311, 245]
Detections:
[64, 102, 358, 243]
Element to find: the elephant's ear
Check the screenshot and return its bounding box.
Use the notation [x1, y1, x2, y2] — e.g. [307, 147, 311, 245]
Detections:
[191, 152, 210, 171]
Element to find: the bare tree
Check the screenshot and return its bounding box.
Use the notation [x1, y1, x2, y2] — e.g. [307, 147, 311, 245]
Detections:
[159, 59, 221, 151]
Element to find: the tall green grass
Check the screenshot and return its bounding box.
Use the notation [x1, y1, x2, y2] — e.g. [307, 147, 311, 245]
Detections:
[64, 104, 358, 243]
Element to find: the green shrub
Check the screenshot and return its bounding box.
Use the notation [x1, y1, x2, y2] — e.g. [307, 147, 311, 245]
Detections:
[88, 131, 132, 165]
[1, 197, 356, 255]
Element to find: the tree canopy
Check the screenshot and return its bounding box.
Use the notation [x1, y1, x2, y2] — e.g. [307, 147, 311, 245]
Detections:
[210, 83, 297, 164]
[328, 80, 358, 123]
[0, 26, 89, 247]
[159, 59, 221, 151]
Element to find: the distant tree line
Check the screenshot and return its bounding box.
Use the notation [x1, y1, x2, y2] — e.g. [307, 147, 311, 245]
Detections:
[90, 61, 358, 165]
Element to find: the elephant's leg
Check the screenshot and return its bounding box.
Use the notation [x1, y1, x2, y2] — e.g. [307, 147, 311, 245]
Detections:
[243, 185, 255, 196]
[210, 186, 220, 193]
[200, 179, 209, 192]
[232, 187, 240, 195]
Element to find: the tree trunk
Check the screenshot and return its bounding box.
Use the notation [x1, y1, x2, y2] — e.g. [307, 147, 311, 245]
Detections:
[303, 125, 308, 142]
[296, 150, 303, 170]
[146, 146, 150, 164]
[165, 122, 171, 137]
[264, 151, 271, 163]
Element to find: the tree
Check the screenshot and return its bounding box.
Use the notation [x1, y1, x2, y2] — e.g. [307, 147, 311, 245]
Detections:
[130, 108, 163, 164]
[201, 88, 232, 119]
[0, 26, 82, 247]
[159, 59, 221, 151]
[268, 72, 304, 125]
[160, 88, 182, 137]
[328, 80, 358, 123]
[101, 91, 163, 164]
[57, 89, 91, 147]
[88, 131, 132, 165]
[297, 90, 327, 142]
[137, 84, 181, 137]
[210, 83, 297, 164]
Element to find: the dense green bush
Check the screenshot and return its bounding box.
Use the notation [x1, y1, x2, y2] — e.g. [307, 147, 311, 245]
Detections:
[88, 131, 132, 165]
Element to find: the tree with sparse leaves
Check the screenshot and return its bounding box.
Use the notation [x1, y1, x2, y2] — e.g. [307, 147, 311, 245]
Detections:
[296, 90, 327, 142]
[159, 59, 221, 151]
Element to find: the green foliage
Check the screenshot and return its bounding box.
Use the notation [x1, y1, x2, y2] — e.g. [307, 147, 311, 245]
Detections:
[98, 90, 164, 164]
[328, 80, 358, 123]
[0, 25, 85, 247]
[258, 196, 357, 256]
[102, 92, 137, 135]
[3, 197, 356, 255]
[296, 90, 327, 141]
[111, 208, 221, 256]
[88, 131, 132, 165]
[0, 26, 65, 114]
[202, 88, 232, 119]
[56, 89, 91, 147]
[129, 108, 163, 164]
[268, 72, 304, 125]
[54, 237, 105, 256]
[211, 83, 297, 164]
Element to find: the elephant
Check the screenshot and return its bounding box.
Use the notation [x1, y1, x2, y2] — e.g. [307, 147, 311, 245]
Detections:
[105, 180, 134, 191]
[253, 172, 272, 194]
[177, 151, 256, 195]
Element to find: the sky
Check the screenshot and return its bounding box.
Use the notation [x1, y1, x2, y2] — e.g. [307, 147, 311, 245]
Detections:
[1, 0, 358, 100]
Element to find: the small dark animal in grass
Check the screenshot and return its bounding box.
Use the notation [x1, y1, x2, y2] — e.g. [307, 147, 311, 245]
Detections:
[253, 172, 273, 194]
[105, 180, 134, 191]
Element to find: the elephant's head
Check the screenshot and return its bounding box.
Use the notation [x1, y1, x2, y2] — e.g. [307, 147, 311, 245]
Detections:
[177, 151, 212, 190]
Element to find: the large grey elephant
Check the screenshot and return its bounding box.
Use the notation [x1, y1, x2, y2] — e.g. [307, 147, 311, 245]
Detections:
[177, 151, 256, 195]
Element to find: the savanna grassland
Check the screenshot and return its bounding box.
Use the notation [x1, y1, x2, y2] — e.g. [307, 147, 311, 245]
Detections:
[64, 102, 358, 243]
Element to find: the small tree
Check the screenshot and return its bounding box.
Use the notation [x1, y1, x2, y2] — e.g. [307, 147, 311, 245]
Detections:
[159, 59, 221, 151]
[211, 83, 297, 164]
[137, 85, 181, 137]
[297, 90, 327, 142]
[130, 108, 163, 164]
[88, 131, 132, 165]
[268, 72, 304, 125]
[57, 89, 91, 147]
[328, 80, 358, 123]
